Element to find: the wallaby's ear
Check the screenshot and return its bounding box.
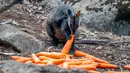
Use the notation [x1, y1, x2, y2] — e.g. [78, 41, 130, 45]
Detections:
[76, 10, 81, 16]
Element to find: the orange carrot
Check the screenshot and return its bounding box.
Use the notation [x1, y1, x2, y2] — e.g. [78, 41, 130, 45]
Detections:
[124, 65, 130, 70]
[52, 59, 65, 64]
[82, 60, 93, 65]
[66, 58, 92, 62]
[74, 51, 109, 63]
[47, 59, 54, 65]
[67, 55, 73, 58]
[36, 52, 66, 59]
[16, 57, 32, 63]
[106, 71, 130, 73]
[25, 60, 33, 63]
[36, 52, 48, 56]
[85, 54, 109, 64]
[61, 34, 75, 54]
[97, 63, 118, 68]
[37, 64, 46, 66]
[63, 62, 69, 68]
[91, 62, 99, 67]
[35, 60, 49, 64]
[74, 50, 87, 57]
[68, 61, 82, 65]
[82, 61, 99, 67]
[32, 53, 41, 64]
[66, 55, 73, 60]
[69, 65, 96, 70]
[88, 70, 101, 73]
[38, 56, 52, 60]
[65, 59, 80, 62]
[11, 56, 22, 60]
[41, 60, 49, 64]
[47, 59, 65, 65]
[57, 63, 63, 68]
[78, 58, 94, 61]
[11, 56, 27, 60]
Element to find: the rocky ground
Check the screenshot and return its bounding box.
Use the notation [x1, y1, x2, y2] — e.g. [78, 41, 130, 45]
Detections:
[0, 0, 130, 73]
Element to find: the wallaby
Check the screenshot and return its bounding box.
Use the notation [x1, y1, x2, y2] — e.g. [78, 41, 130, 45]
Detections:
[43, 5, 80, 54]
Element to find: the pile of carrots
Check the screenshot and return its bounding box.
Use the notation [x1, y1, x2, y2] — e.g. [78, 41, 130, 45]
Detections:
[10, 34, 130, 73]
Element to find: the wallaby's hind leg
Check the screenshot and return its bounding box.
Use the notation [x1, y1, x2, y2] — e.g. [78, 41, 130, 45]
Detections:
[52, 38, 59, 46]
[46, 24, 59, 46]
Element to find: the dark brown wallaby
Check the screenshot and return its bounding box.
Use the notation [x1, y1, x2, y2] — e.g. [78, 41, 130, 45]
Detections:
[44, 5, 80, 54]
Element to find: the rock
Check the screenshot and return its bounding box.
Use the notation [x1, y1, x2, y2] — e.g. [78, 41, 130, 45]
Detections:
[115, 0, 130, 22]
[111, 0, 130, 36]
[112, 21, 130, 36]
[0, 23, 45, 53]
[0, 60, 89, 73]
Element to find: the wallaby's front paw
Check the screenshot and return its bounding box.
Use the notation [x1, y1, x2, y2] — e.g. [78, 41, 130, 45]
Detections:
[66, 35, 72, 40]
[69, 48, 76, 55]
[51, 40, 59, 46]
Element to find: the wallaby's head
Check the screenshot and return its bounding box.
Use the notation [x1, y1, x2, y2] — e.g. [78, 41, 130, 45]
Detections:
[68, 10, 81, 34]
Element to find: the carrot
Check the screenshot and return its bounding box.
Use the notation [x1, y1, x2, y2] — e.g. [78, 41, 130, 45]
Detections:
[68, 61, 82, 65]
[36, 52, 48, 56]
[106, 71, 130, 73]
[82, 60, 93, 65]
[74, 51, 109, 64]
[85, 54, 109, 64]
[41, 60, 49, 64]
[16, 57, 32, 63]
[66, 56, 70, 60]
[88, 70, 101, 73]
[124, 65, 130, 70]
[69, 65, 96, 70]
[47, 59, 54, 65]
[61, 34, 75, 54]
[78, 58, 94, 61]
[25, 60, 33, 63]
[82, 61, 99, 67]
[97, 63, 118, 68]
[66, 58, 92, 62]
[52, 59, 65, 64]
[66, 55, 73, 60]
[36, 61, 48, 65]
[74, 50, 87, 57]
[57, 63, 63, 68]
[36, 52, 66, 59]
[11, 56, 22, 60]
[38, 56, 52, 60]
[47, 59, 65, 65]
[66, 59, 80, 62]
[37, 64, 46, 66]
[63, 62, 69, 68]
[32, 53, 41, 64]
[11, 56, 27, 60]
[67, 55, 73, 58]
[91, 62, 99, 67]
